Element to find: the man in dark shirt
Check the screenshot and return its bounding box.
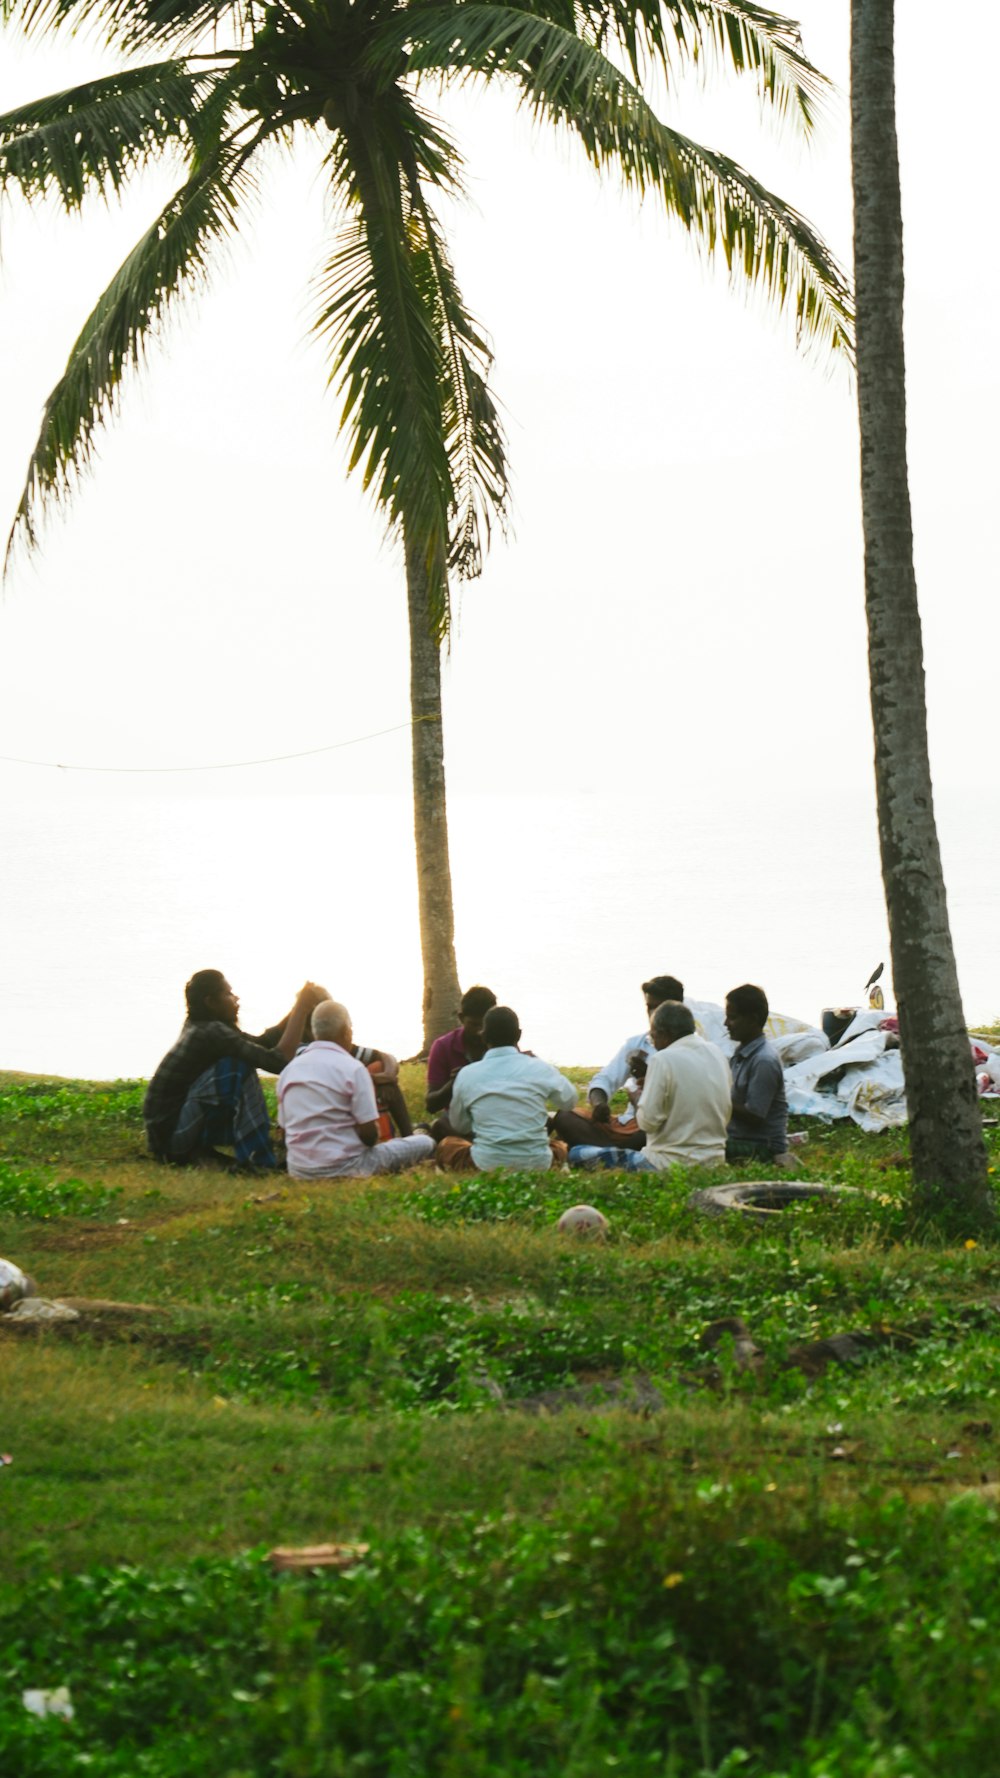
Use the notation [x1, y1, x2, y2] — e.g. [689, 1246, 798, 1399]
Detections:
[144, 971, 322, 1168]
[724, 983, 789, 1161]
[425, 985, 497, 1117]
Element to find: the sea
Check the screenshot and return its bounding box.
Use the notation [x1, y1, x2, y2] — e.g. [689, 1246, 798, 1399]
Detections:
[2, 779, 997, 1080]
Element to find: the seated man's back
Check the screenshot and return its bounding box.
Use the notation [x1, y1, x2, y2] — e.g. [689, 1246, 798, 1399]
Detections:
[279, 1040, 375, 1179]
[447, 1006, 577, 1172]
[278, 1000, 435, 1179]
[637, 1003, 731, 1170]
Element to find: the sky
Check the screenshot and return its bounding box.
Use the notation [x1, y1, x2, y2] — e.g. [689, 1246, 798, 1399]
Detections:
[1, 1, 998, 1073]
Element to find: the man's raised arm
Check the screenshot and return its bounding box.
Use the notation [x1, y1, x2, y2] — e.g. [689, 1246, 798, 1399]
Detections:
[275, 984, 325, 1062]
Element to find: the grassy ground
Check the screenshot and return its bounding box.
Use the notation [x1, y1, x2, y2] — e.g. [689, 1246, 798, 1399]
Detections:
[2, 1067, 1000, 1775]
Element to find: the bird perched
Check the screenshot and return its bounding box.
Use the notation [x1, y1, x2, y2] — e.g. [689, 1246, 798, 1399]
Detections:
[865, 962, 885, 1010]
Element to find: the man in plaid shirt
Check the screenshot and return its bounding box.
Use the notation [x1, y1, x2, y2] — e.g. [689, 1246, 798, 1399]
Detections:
[143, 971, 323, 1170]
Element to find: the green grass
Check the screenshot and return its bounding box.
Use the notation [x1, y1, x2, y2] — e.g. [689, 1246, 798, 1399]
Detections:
[2, 1068, 1000, 1774]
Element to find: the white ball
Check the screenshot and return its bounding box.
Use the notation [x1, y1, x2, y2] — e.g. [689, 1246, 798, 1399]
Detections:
[557, 1204, 609, 1237]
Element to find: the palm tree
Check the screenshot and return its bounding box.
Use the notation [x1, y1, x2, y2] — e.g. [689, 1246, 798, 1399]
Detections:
[850, 0, 992, 1224]
[1, 0, 852, 1048]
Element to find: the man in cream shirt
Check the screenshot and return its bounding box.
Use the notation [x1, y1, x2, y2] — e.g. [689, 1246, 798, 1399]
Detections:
[637, 1001, 731, 1168]
[569, 1001, 730, 1172]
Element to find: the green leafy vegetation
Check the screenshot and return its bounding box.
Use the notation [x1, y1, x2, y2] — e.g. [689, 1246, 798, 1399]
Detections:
[0, 1076, 145, 1163]
[1, 1072, 999, 1773]
[0, 1160, 121, 1220]
[4, 1491, 1000, 1776]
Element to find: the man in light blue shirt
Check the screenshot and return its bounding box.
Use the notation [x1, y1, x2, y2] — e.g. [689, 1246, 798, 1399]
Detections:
[439, 1006, 577, 1172]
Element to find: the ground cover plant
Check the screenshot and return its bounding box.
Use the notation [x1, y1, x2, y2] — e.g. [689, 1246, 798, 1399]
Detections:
[2, 1067, 1000, 1774]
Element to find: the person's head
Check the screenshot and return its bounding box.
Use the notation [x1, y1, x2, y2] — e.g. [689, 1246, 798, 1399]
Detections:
[483, 1004, 521, 1049]
[725, 984, 769, 1045]
[186, 969, 238, 1026]
[642, 974, 684, 1018]
[311, 999, 353, 1049]
[306, 986, 332, 1041]
[650, 1000, 695, 1050]
[459, 985, 497, 1035]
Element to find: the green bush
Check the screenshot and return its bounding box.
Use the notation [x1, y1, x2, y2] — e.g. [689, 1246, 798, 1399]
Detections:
[3, 1487, 1000, 1776]
[0, 1079, 146, 1163]
[0, 1161, 121, 1221]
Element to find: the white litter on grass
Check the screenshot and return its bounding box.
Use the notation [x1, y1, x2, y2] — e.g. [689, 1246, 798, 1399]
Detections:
[23, 1687, 74, 1721]
[4, 1298, 80, 1323]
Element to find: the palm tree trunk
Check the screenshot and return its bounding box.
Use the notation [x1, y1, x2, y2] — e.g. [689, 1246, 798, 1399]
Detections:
[850, 0, 991, 1224]
[405, 526, 462, 1051]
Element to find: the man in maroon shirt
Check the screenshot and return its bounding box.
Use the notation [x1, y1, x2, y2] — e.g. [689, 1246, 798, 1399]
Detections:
[425, 985, 497, 1118]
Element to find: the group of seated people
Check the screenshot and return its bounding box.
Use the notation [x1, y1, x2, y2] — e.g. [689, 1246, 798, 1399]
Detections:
[142, 969, 790, 1179]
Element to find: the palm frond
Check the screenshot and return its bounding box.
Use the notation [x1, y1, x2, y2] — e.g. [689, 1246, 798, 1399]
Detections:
[0, 61, 230, 210]
[405, 176, 509, 582]
[314, 112, 507, 637]
[1, 0, 254, 54]
[382, 8, 853, 358]
[590, 0, 830, 132]
[6, 131, 262, 565]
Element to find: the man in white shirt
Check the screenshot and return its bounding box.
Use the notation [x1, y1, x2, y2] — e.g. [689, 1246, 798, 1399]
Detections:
[551, 972, 684, 1153]
[278, 1001, 435, 1179]
[569, 1001, 731, 1172]
[437, 1005, 578, 1172]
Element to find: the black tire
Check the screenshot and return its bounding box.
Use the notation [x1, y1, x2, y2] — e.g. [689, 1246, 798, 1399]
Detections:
[689, 1181, 859, 1223]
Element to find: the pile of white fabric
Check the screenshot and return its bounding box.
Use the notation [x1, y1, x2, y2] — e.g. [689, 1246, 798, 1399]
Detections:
[689, 1002, 1000, 1135]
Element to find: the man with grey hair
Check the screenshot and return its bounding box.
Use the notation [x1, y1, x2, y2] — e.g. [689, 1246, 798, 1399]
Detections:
[307, 986, 414, 1137]
[277, 1000, 435, 1179]
[569, 1001, 731, 1173]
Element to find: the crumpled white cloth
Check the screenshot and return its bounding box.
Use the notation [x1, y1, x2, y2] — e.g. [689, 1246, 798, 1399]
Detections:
[679, 1001, 998, 1132]
[783, 1030, 908, 1132]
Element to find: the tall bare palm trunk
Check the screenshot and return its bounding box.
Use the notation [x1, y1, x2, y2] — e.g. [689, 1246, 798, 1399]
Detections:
[405, 527, 462, 1051]
[850, 0, 991, 1223]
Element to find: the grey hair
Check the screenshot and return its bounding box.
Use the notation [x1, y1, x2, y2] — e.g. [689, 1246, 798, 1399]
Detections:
[312, 999, 351, 1043]
[650, 1000, 694, 1041]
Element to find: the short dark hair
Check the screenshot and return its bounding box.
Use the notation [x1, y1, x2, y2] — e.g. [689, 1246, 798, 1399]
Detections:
[185, 969, 226, 1022]
[483, 1004, 520, 1048]
[460, 984, 498, 1020]
[726, 983, 769, 1026]
[651, 1000, 695, 1041]
[642, 974, 684, 1005]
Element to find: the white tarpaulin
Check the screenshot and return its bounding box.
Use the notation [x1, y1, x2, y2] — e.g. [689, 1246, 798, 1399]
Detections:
[783, 1030, 909, 1132]
[687, 1002, 999, 1133]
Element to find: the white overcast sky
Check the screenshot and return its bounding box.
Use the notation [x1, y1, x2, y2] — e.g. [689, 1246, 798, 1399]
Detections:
[1, 1, 998, 1066]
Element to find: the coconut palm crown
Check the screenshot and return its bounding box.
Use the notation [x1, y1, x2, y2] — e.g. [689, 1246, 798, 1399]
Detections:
[0, 0, 853, 1041]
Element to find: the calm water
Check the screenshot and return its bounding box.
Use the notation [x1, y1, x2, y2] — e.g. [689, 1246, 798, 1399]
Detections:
[2, 781, 996, 1079]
